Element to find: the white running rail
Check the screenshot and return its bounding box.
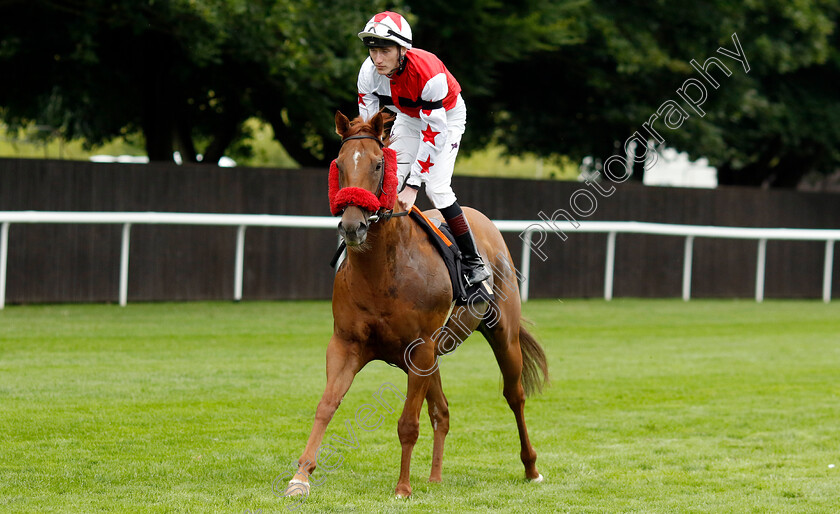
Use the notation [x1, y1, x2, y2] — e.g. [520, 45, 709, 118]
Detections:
[0, 211, 837, 308]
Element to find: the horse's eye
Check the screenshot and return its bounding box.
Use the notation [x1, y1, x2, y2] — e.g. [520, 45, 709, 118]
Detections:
[375, 162, 383, 171]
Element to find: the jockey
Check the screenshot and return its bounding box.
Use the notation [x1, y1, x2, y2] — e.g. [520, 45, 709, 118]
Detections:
[356, 11, 491, 286]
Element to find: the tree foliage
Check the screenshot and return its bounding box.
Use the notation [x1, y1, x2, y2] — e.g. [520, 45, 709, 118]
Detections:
[0, 0, 384, 165]
[428, 0, 840, 187]
[1, 0, 838, 187]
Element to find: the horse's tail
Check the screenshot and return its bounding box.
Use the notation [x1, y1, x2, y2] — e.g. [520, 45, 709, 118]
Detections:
[519, 318, 549, 397]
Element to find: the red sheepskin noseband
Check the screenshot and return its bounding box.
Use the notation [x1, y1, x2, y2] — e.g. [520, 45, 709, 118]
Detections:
[328, 147, 398, 216]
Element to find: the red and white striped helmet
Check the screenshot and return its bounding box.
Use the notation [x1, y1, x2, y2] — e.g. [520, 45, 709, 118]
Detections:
[358, 11, 412, 49]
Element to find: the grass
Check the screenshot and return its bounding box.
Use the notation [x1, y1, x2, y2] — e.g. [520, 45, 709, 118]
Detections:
[455, 146, 579, 180]
[0, 299, 838, 513]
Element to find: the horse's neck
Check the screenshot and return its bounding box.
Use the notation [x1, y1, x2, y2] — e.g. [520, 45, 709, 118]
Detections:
[344, 217, 410, 275]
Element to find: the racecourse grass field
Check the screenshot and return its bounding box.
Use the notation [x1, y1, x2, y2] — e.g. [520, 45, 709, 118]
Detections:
[1, 299, 838, 513]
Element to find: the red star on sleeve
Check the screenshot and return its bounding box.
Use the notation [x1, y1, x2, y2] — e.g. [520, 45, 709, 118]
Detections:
[421, 124, 440, 145]
[419, 155, 434, 174]
[358, 93, 366, 106]
[374, 11, 403, 29]
[421, 109, 432, 116]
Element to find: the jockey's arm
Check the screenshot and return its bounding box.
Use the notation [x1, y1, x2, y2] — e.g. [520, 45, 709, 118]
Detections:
[407, 74, 449, 188]
[358, 92, 380, 122]
[357, 62, 381, 121]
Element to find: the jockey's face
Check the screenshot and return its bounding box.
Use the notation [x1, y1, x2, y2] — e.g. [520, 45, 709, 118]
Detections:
[369, 46, 403, 75]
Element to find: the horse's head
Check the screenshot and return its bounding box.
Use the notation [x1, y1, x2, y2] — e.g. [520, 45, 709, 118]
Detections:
[331, 110, 394, 247]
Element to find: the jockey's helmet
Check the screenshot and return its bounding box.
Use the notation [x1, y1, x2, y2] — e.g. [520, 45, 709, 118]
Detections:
[358, 11, 412, 49]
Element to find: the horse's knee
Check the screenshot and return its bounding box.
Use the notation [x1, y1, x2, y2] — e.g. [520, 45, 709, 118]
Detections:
[429, 400, 449, 419]
[314, 396, 341, 424]
[436, 417, 450, 435]
[435, 404, 450, 434]
[398, 418, 420, 445]
[429, 407, 450, 435]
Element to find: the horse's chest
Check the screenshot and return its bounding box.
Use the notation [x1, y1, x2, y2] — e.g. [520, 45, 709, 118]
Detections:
[338, 305, 406, 341]
[332, 238, 453, 349]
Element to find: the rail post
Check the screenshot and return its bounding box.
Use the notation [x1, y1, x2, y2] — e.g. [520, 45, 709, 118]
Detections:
[519, 228, 534, 302]
[234, 225, 246, 302]
[0, 222, 8, 310]
[682, 236, 694, 301]
[119, 223, 131, 307]
[824, 240, 835, 303]
[604, 231, 617, 301]
[755, 238, 767, 303]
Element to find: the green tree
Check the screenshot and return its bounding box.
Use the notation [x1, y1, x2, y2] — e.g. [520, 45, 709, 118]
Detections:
[418, 0, 840, 187]
[3, 0, 838, 187]
[0, 0, 387, 165]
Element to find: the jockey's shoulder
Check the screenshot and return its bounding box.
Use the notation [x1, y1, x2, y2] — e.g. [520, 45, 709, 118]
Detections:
[402, 48, 449, 76]
[406, 48, 443, 63]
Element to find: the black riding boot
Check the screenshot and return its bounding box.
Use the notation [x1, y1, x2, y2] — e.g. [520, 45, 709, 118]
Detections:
[454, 229, 491, 285]
[440, 202, 491, 286]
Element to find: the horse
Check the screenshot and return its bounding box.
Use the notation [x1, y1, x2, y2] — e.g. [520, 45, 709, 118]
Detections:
[287, 110, 548, 499]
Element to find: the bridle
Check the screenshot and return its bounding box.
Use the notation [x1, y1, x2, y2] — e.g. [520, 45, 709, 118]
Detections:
[340, 134, 386, 200]
[330, 133, 408, 268]
[338, 134, 408, 223]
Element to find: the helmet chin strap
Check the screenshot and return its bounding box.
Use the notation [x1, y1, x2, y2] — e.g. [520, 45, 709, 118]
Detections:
[386, 51, 406, 77]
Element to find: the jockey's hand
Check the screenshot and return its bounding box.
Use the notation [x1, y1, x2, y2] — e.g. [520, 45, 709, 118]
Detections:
[398, 186, 418, 211]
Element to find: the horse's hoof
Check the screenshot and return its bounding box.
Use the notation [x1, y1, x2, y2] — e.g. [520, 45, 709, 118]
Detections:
[528, 473, 544, 483]
[285, 479, 310, 497]
[394, 484, 412, 498]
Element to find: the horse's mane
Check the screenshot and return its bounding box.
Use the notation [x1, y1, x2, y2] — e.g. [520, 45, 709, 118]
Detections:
[348, 112, 394, 147]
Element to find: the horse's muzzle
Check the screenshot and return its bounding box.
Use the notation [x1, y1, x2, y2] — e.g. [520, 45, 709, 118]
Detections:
[338, 219, 368, 246]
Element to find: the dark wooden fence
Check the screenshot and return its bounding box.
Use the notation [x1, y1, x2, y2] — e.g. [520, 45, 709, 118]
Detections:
[1, 157, 838, 303]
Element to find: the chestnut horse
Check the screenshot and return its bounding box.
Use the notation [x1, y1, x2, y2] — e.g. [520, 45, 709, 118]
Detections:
[288, 111, 548, 499]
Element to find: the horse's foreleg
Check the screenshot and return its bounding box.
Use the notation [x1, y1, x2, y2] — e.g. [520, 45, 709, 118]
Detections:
[425, 371, 449, 482]
[395, 341, 434, 498]
[290, 335, 365, 493]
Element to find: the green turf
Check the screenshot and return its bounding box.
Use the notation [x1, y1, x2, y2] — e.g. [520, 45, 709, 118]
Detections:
[1, 299, 838, 513]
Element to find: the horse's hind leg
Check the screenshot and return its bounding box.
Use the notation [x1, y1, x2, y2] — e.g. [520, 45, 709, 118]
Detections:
[480, 319, 542, 481]
[425, 370, 450, 482]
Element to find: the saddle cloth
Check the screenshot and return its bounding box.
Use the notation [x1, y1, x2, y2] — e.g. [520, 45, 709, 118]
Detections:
[407, 206, 495, 306]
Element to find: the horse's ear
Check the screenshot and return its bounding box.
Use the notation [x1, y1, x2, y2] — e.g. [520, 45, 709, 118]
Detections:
[335, 111, 351, 138]
[370, 112, 385, 140]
